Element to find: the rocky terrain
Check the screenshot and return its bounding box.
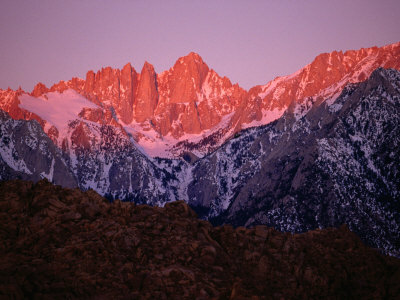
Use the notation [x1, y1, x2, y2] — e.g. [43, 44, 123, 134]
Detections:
[1, 179, 400, 299]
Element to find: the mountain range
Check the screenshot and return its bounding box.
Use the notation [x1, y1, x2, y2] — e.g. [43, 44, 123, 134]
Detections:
[0, 42, 399, 256]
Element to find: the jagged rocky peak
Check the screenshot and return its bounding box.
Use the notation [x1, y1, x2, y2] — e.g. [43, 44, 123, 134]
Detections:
[135, 61, 158, 122]
[166, 52, 210, 104]
[31, 82, 48, 97]
[81, 63, 139, 123]
[178, 51, 207, 70]
[149, 52, 246, 137]
[49, 77, 85, 95]
[84, 69, 96, 94]
[118, 62, 138, 123]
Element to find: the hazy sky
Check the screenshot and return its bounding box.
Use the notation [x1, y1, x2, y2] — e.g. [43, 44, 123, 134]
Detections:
[1, 0, 399, 91]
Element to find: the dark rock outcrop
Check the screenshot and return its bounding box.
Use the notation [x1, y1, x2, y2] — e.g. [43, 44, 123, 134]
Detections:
[0, 179, 399, 299]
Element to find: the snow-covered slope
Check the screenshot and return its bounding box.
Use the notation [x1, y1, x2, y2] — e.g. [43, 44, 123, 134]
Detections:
[19, 89, 99, 138]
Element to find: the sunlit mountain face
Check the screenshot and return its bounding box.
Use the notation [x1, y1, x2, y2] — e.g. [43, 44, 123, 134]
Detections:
[0, 42, 400, 257]
[2, 42, 399, 158]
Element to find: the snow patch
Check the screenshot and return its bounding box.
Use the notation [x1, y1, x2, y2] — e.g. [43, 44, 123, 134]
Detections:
[19, 89, 99, 136]
[242, 108, 285, 129]
[40, 158, 55, 181]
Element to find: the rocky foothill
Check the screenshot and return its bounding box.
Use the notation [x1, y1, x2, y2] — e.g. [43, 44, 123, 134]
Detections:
[0, 179, 399, 299]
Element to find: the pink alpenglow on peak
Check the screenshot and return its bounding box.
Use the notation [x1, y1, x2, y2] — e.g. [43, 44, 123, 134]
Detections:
[135, 62, 158, 123]
[0, 42, 399, 158]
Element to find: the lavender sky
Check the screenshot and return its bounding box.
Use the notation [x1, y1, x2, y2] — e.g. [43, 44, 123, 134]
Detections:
[1, 0, 399, 91]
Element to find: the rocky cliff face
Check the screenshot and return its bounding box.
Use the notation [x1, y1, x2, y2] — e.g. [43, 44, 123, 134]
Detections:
[135, 62, 158, 123]
[1, 179, 399, 299]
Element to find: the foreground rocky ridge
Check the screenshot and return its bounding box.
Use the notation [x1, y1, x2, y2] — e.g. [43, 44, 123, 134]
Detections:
[1, 179, 400, 299]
